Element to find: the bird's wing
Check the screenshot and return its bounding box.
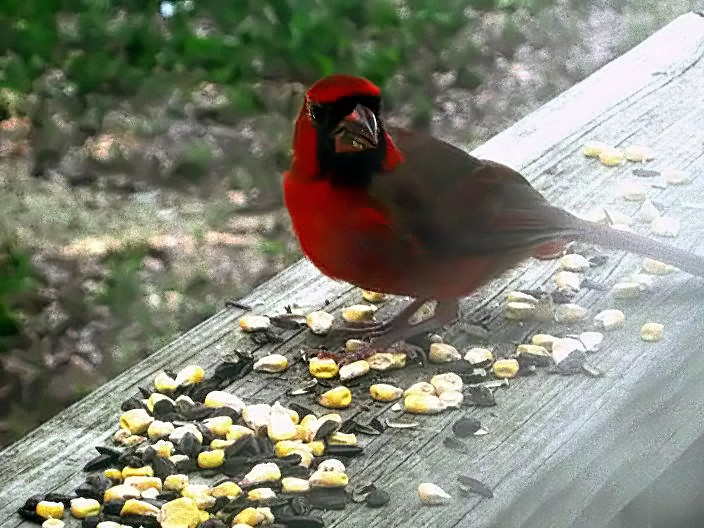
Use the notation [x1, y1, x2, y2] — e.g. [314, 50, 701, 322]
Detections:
[369, 127, 578, 256]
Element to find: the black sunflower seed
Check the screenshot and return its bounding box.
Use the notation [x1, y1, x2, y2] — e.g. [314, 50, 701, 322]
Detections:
[83, 453, 115, 472]
[457, 475, 494, 498]
[152, 456, 177, 479]
[276, 514, 325, 528]
[307, 488, 348, 510]
[121, 396, 145, 412]
[325, 445, 363, 457]
[314, 419, 339, 440]
[365, 488, 390, 507]
[465, 386, 496, 407]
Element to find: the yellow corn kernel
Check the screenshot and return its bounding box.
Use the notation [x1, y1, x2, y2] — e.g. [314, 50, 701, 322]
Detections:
[428, 343, 461, 363]
[123, 476, 162, 491]
[209, 481, 243, 498]
[69, 498, 100, 519]
[598, 146, 624, 166]
[403, 382, 436, 397]
[530, 334, 557, 350]
[318, 386, 352, 409]
[403, 393, 444, 414]
[163, 474, 189, 492]
[253, 354, 289, 373]
[175, 365, 205, 386]
[232, 507, 274, 526]
[341, 304, 377, 322]
[345, 339, 366, 353]
[210, 438, 235, 450]
[241, 462, 281, 486]
[430, 372, 463, 395]
[308, 357, 339, 379]
[582, 140, 608, 157]
[36, 501, 64, 520]
[247, 488, 277, 501]
[281, 477, 310, 494]
[120, 499, 160, 517]
[464, 347, 494, 365]
[103, 468, 123, 481]
[122, 466, 154, 479]
[197, 449, 225, 469]
[492, 358, 520, 379]
[307, 440, 325, 457]
[274, 440, 305, 458]
[154, 371, 178, 393]
[306, 310, 335, 335]
[339, 360, 370, 381]
[362, 290, 386, 302]
[309, 469, 349, 488]
[369, 383, 403, 402]
[152, 439, 174, 458]
[157, 497, 201, 528]
[202, 416, 233, 437]
[328, 432, 357, 446]
[503, 301, 536, 320]
[239, 315, 271, 332]
[147, 420, 175, 440]
[226, 424, 255, 441]
[367, 352, 394, 371]
[181, 484, 215, 510]
[119, 408, 153, 434]
[103, 484, 140, 502]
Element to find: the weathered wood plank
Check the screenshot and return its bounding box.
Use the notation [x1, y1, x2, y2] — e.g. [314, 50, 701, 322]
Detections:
[2, 11, 704, 528]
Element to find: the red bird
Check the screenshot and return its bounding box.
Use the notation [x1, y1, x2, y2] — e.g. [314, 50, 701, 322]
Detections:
[283, 74, 704, 352]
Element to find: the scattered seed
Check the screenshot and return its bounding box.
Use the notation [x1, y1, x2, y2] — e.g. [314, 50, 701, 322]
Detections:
[619, 180, 649, 201]
[369, 383, 404, 402]
[504, 301, 536, 320]
[593, 309, 626, 331]
[361, 290, 386, 303]
[598, 147, 624, 166]
[632, 168, 660, 178]
[253, 354, 289, 373]
[640, 322, 664, 342]
[452, 416, 482, 438]
[556, 271, 581, 291]
[339, 360, 370, 381]
[430, 372, 463, 395]
[516, 344, 552, 367]
[306, 311, 335, 335]
[662, 169, 689, 185]
[318, 386, 352, 409]
[492, 359, 519, 379]
[530, 334, 557, 350]
[578, 331, 604, 352]
[551, 338, 586, 365]
[642, 257, 677, 275]
[463, 347, 494, 367]
[341, 304, 377, 322]
[553, 303, 588, 323]
[438, 390, 464, 408]
[624, 145, 653, 162]
[308, 357, 339, 379]
[559, 253, 590, 272]
[403, 393, 444, 414]
[611, 281, 642, 299]
[239, 315, 271, 332]
[637, 199, 661, 222]
[582, 140, 609, 157]
[428, 343, 461, 363]
[385, 419, 419, 429]
[418, 482, 451, 505]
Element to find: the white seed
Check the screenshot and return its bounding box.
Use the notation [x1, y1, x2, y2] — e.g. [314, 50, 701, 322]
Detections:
[430, 372, 463, 394]
[341, 304, 377, 322]
[551, 338, 586, 365]
[637, 199, 661, 223]
[306, 310, 335, 335]
[651, 216, 680, 237]
[169, 424, 203, 443]
[267, 402, 297, 442]
[463, 347, 494, 365]
[428, 343, 461, 363]
[611, 282, 642, 299]
[504, 301, 536, 320]
[593, 309, 626, 330]
[418, 482, 452, 505]
[624, 145, 653, 162]
[556, 271, 581, 291]
[253, 354, 289, 373]
[241, 463, 281, 486]
[238, 315, 271, 332]
[242, 404, 272, 435]
[642, 258, 677, 275]
[640, 322, 664, 342]
[153, 371, 178, 392]
[579, 331, 604, 352]
[516, 344, 550, 358]
[339, 360, 370, 381]
[663, 169, 689, 185]
[559, 253, 590, 272]
[506, 291, 539, 304]
[391, 402, 403, 412]
[582, 140, 609, 157]
[554, 303, 588, 323]
[247, 488, 277, 501]
[345, 339, 365, 352]
[438, 390, 464, 408]
[42, 520, 65, 528]
[605, 210, 633, 226]
[619, 180, 649, 201]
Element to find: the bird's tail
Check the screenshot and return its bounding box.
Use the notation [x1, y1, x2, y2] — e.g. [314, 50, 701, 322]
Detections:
[566, 213, 704, 277]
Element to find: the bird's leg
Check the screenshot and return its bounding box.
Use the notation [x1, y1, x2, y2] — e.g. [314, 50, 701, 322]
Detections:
[320, 298, 459, 365]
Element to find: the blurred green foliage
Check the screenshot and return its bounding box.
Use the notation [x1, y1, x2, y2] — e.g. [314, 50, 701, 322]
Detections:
[0, 0, 553, 109]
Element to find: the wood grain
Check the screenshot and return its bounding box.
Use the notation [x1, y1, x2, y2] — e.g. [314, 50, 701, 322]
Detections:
[2, 12, 704, 528]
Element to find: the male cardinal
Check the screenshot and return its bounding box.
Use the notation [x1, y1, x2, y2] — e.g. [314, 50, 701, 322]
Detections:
[283, 74, 704, 353]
